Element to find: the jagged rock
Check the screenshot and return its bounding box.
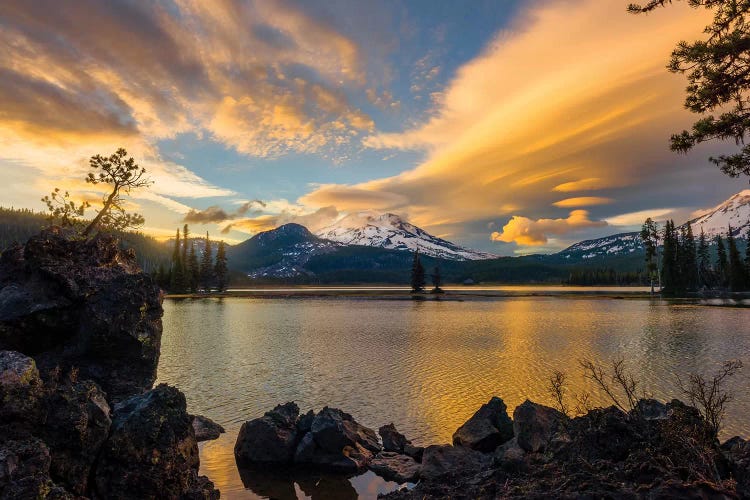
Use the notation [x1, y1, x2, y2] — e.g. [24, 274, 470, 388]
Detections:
[403, 443, 424, 463]
[0, 229, 163, 402]
[379, 423, 410, 453]
[636, 399, 668, 420]
[94, 384, 218, 499]
[296, 410, 315, 434]
[420, 444, 490, 481]
[0, 437, 73, 500]
[0, 350, 43, 424]
[235, 402, 300, 464]
[721, 436, 750, 497]
[310, 407, 380, 455]
[369, 452, 421, 483]
[192, 415, 225, 442]
[513, 400, 567, 453]
[42, 378, 111, 495]
[452, 397, 513, 452]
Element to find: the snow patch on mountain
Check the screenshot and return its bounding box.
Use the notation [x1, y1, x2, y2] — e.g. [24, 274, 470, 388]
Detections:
[687, 189, 750, 238]
[315, 211, 497, 261]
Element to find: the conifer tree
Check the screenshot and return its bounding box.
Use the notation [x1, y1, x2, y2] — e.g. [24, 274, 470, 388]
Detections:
[745, 227, 750, 283]
[214, 241, 228, 292]
[170, 228, 184, 292]
[681, 223, 698, 290]
[187, 242, 199, 293]
[697, 227, 712, 288]
[182, 224, 189, 277]
[199, 232, 213, 292]
[716, 235, 729, 288]
[661, 220, 679, 295]
[640, 218, 660, 294]
[727, 225, 745, 291]
[410, 251, 426, 293]
[431, 265, 443, 294]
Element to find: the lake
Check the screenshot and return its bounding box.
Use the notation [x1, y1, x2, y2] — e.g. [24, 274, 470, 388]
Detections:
[155, 293, 750, 499]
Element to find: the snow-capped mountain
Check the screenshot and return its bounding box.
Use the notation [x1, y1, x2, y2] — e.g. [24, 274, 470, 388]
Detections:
[687, 189, 750, 238]
[315, 211, 497, 261]
[555, 189, 750, 260]
[555, 232, 643, 261]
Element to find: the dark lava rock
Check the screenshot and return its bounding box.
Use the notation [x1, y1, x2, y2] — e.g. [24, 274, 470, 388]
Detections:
[0, 350, 44, 425]
[369, 452, 421, 483]
[636, 398, 668, 420]
[235, 402, 300, 464]
[0, 228, 163, 402]
[721, 436, 750, 497]
[379, 423, 410, 453]
[41, 378, 111, 495]
[420, 444, 491, 481]
[310, 407, 381, 455]
[512, 400, 567, 453]
[452, 396, 514, 452]
[403, 443, 425, 463]
[191, 415, 225, 442]
[93, 384, 218, 499]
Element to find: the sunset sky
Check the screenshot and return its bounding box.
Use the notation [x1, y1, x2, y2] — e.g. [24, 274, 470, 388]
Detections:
[0, 0, 747, 254]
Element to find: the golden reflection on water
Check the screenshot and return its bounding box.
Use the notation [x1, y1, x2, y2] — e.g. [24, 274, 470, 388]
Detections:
[156, 296, 750, 498]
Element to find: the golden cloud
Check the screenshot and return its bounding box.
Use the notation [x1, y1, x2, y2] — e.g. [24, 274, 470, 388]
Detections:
[491, 210, 607, 246]
[552, 197, 614, 208]
[304, 0, 710, 248]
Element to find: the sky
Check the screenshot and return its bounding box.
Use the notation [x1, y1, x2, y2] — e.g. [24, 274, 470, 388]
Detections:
[0, 0, 747, 255]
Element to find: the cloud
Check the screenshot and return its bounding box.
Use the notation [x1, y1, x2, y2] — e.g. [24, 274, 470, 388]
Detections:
[303, 0, 713, 247]
[605, 208, 675, 226]
[183, 206, 230, 224]
[223, 205, 339, 235]
[552, 197, 614, 208]
[491, 210, 607, 246]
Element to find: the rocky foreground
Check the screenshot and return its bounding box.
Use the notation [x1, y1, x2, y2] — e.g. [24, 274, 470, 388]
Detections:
[0, 229, 223, 499]
[236, 396, 750, 499]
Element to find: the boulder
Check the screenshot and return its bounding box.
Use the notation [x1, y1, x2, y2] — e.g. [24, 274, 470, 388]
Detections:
[0, 229, 163, 402]
[369, 452, 421, 483]
[0, 350, 44, 424]
[635, 399, 668, 420]
[420, 444, 490, 481]
[191, 415, 225, 442]
[93, 384, 218, 499]
[41, 378, 111, 495]
[235, 402, 300, 464]
[403, 443, 425, 463]
[310, 407, 380, 454]
[512, 400, 567, 453]
[452, 397, 513, 452]
[379, 423, 410, 453]
[721, 436, 750, 497]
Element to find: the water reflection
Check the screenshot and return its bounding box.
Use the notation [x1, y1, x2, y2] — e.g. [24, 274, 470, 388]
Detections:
[156, 296, 750, 498]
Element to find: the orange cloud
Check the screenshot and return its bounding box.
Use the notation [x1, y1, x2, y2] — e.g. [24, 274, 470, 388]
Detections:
[491, 210, 607, 246]
[552, 197, 614, 208]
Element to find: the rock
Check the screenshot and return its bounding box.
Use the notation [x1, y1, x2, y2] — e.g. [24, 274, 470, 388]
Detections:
[296, 409, 315, 434]
[192, 415, 225, 442]
[513, 400, 567, 453]
[452, 397, 514, 452]
[635, 398, 668, 420]
[493, 437, 526, 472]
[41, 379, 111, 495]
[0, 350, 43, 424]
[403, 443, 424, 463]
[369, 452, 421, 483]
[235, 402, 300, 464]
[379, 423, 410, 453]
[0, 229, 163, 402]
[721, 436, 750, 497]
[420, 444, 490, 481]
[94, 384, 218, 499]
[294, 432, 373, 473]
[311, 407, 381, 455]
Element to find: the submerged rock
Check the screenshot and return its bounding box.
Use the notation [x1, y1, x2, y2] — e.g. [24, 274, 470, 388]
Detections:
[94, 384, 218, 499]
[192, 415, 225, 442]
[0, 228, 163, 402]
[452, 397, 514, 452]
[512, 400, 567, 453]
[369, 452, 421, 483]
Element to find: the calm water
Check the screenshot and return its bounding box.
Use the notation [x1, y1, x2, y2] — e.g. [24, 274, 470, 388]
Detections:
[156, 294, 750, 499]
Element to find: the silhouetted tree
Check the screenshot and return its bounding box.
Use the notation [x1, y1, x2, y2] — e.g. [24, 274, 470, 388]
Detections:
[182, 224, 189, 277]
[410, 251, 426, 293]
[430, 265, 444, 294]
[661, 220, 680, 294]
[697, 227, 712, 288]
[187, 242, 199, 293]
[41, 188, 90, 229]
[199, 232, 213, 291]
[716, 235, 729, 288]
[745, 227, 750, 282]
[170, 229, 184, 292]
[629, 1, 750, 178]
[82, 148, 150, 236]
[727, 225, 746, 291]
[640, 217, 660, 293]
[680, 223, 698, 290]
[214, 241, 228, 292]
